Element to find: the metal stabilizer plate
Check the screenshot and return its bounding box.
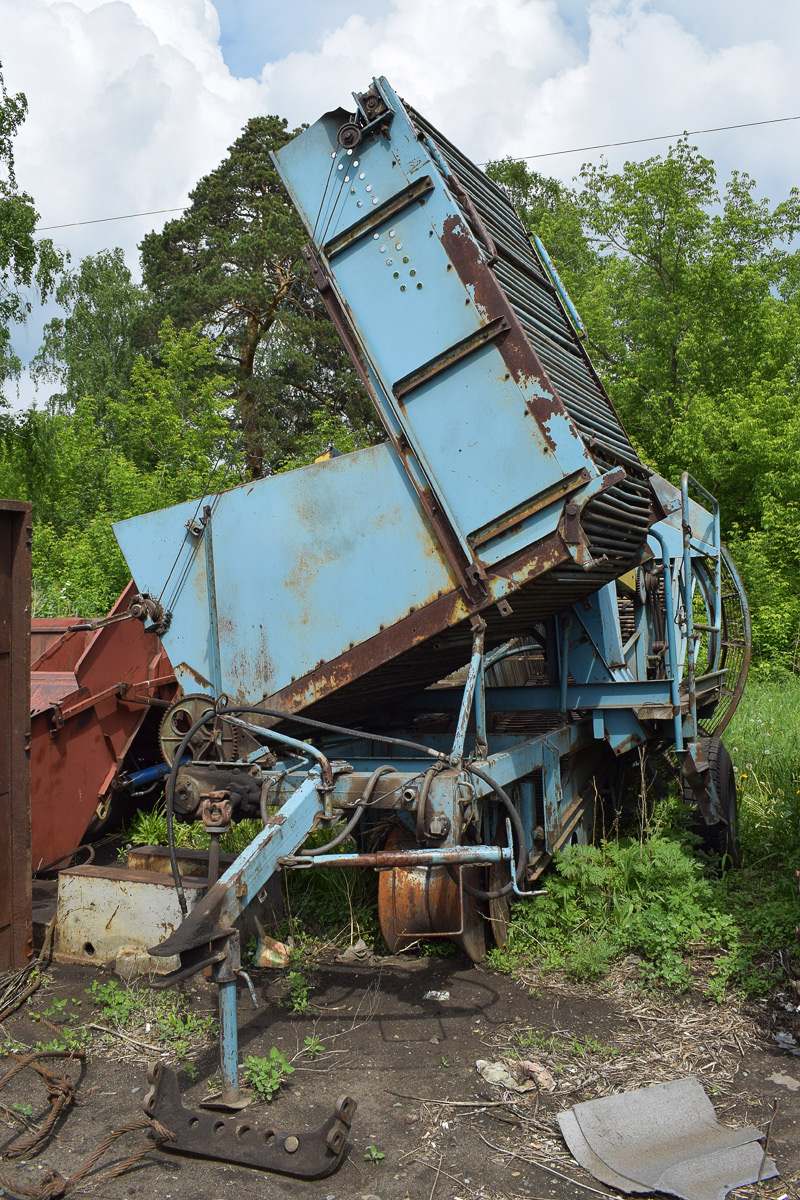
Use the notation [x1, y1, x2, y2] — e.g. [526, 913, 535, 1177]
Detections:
[143, 1062, 356, 1179]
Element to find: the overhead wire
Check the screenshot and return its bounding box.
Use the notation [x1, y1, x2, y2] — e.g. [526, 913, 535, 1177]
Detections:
[30, 111, 800, 236]
[477, 113, 800, 166]
[36, 206, 187, 231]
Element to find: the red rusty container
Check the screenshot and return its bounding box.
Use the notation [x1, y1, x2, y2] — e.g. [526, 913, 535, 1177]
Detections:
[30, 581, 177, 870]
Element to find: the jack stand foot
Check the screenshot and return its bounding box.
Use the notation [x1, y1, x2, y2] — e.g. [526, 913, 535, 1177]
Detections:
[143, 1062, 356, 1179]
[200, 1088, 253, 1112]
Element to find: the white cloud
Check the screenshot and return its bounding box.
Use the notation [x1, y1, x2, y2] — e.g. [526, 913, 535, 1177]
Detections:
[2, 0, 260, 266]
[2, 0, 800, 407]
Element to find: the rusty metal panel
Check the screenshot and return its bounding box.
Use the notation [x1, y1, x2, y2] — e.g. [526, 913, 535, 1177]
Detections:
[53, 864, 208, 973]
[0, 499, 32, 969]
[29, 580, 177, 870]
[30, 618, 90, 666]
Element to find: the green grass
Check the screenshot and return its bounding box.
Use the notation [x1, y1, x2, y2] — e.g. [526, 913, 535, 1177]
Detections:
[519, 1029, 619, 1058]
[488, 673, 800, 998]
[119, 799, 262, 856]
[120, 804, 381, 946]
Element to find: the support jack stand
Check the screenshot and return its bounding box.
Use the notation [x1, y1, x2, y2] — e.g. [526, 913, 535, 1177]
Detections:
[143, 1062, 356, 1179]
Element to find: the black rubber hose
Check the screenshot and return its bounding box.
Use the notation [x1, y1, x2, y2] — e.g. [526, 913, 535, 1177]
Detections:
[455, 763, 528, 900]
[217, 704, 448, 762]
[415, 765, 440, 843]
[164, 705, 410, 909]
[298, 764, 395, 856]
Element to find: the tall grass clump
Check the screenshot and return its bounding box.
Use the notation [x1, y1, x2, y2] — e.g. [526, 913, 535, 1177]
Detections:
[489, 672, 800, 998]
[120, 801, 379, 945]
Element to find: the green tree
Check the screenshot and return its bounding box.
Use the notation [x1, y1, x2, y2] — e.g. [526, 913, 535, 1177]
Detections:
[488, 142, 800, 666]
[0, 65, 64, 402]
[486, 158, 597, 285]
[572, 142, 800, 479]
[140, 116, 375, 477]
[0, 319, 240, 615]
[31, 248, 148, 411]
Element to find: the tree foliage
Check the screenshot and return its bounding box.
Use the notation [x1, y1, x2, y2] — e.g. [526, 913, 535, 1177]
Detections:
[140, 116, 375, 476]
[0, 65, 64, 401]
[31, 248, 148, 411]
[489, 143, 800, 666]
[0, 319, 239, 615]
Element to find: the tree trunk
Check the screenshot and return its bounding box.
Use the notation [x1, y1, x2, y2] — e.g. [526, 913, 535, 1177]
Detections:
[240, 313, 263, 479]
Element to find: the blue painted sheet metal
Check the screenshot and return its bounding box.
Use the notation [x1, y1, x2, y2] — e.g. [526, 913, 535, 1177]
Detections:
[114, 437, 577, 706]
[114, 78, 659, 720]
[272, 78, 598, 560]
[115, 441, 467, 702]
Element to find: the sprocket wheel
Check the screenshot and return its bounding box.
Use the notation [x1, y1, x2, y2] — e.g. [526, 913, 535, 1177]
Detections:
[158, 693, 238, 765]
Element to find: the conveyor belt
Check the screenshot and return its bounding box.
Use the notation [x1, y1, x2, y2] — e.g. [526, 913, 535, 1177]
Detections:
[405, 104, 653, 573]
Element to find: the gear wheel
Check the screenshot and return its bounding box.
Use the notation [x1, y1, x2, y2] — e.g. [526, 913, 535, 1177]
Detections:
[158, 694, 238, 765]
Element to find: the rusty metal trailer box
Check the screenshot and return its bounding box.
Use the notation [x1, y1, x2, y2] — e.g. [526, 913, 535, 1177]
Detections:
[0, 499, 32, 970]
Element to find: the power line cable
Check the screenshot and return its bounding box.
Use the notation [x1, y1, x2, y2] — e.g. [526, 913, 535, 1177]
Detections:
[36, 206, 186, 232]
[31, 112, 800, 233]
[478, 113, 800, 165]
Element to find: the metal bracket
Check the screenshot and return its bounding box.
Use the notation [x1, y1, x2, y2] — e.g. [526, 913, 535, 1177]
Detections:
[681, 740, 725, 826]
[558, 468, 626, 568]
[143, 1062, 356, 1180]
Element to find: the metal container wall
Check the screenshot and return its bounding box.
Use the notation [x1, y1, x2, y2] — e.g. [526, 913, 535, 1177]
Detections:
[0, 500, 32, 969]
[403, 102, 653, 564]
[29, 581, 177, 870]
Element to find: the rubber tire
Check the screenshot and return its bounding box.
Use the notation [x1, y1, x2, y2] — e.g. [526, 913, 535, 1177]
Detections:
[687, 737, 740, 868]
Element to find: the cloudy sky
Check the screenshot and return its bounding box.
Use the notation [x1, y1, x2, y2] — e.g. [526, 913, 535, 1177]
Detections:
[3, 0, 800, 403]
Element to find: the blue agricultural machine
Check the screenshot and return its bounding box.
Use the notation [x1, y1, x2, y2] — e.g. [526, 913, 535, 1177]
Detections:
[116, 78, 750, 1175]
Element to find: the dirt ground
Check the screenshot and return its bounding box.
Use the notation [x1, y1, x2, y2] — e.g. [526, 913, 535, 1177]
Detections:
[1, 952, 799, 1200]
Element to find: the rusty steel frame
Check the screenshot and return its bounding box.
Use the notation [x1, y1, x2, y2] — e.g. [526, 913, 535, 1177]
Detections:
[0, 499, 33, 970]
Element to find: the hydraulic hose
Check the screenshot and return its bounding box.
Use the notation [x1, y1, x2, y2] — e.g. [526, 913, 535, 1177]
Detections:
[298, 764, 395, 856]
[216, 704, 449, 762]
[456, 762, 528, 900]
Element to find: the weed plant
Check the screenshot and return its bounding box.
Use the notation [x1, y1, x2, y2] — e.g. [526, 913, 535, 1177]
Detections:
[120, 805, 380, 946]
[119, 800, 261, 856]
[488, 674, 800, 998]
[243, 1048, 293, 1101]
[87, 979, 217, 1063]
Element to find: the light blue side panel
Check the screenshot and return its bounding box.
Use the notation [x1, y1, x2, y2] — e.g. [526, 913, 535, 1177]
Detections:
[272, 78, 597, 557]
[117, 441, 548, 703]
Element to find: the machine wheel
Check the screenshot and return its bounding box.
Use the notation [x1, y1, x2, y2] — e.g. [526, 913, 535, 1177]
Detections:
[377, 827, 488, 962]
[686, 737, 740, 868]
[158, 694, 238, 765]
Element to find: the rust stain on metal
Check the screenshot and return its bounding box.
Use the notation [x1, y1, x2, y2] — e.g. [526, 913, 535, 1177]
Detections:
[263, 586, 467, 715]
[258, 529, 573, 724]
[176, 661, 214, 691]
[440, 212, 582, 455]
